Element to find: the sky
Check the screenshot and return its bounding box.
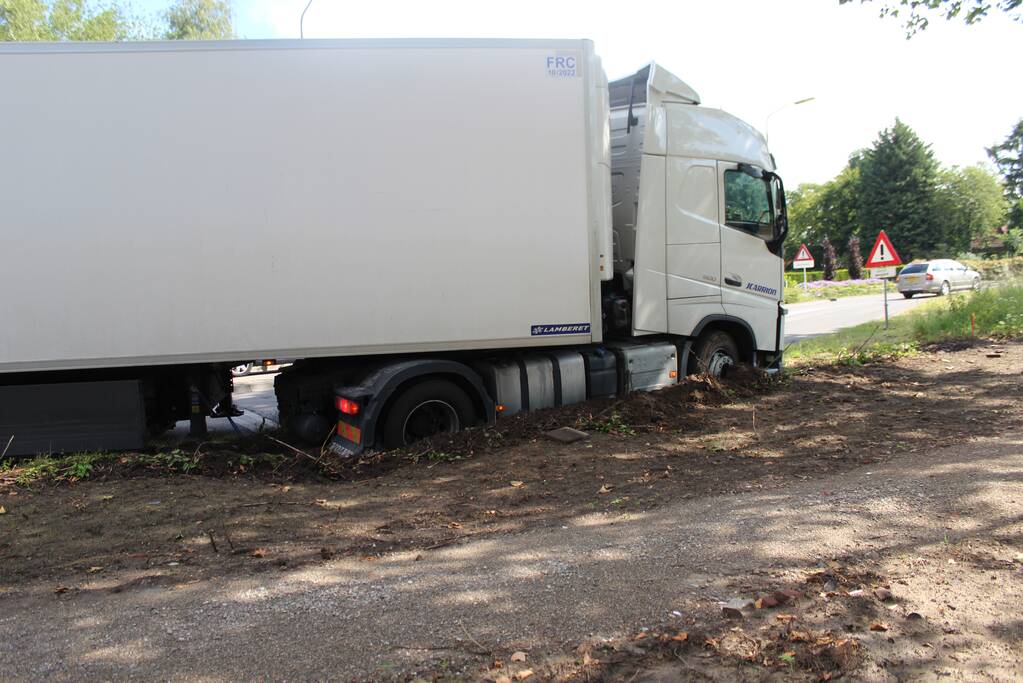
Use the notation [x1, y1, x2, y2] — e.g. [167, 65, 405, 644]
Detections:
[138, 0, 1023, 188]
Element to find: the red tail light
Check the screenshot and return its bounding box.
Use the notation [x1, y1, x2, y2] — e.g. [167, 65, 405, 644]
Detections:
[925, 273, 934, 281]
[335, 397, 360, 415]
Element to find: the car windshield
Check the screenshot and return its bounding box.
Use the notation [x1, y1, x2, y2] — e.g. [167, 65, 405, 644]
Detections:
[900, 263, 928, 274]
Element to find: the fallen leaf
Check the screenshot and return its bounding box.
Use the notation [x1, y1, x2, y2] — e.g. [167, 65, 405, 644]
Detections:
[514, 670, 534, 681]
[510, 651, 528, 662]
[0, 506, 6, 514]
[874, 587, 893, 601]
[510, 481, 525, 488]
[633, 632, 648, 640]
[788, 630, 812, 642]
[250, 548, 266, 558]
[495, 676, 512, 683]
[448, 522, 463, 529]
[869, 620, 889, 632]
[776, 614, 796, 622]
[87, 566, 104, 574]
[54, 586, 69, 594]
[671, 632, 689, 642]
[598, 484, 613, 494]
[99, 495, 114, 501]
[492, 659, 503, 669]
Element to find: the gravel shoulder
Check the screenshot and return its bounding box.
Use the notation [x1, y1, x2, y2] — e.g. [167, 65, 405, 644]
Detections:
[1, 342, 1021, 681]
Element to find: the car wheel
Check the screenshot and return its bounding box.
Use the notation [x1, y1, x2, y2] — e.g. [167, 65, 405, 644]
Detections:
[692, 330, 740, 378]
[939, 281, 950, 296]
[381, 379, 476, 449]
[231, 362, 253, 376]
[972, 277, 981, 291]
[902, 292, 914, 299]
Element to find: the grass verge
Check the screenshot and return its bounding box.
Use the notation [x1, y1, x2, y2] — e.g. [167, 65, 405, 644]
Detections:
[784, 281, 885, 304]
[787, 282, 1023, 365]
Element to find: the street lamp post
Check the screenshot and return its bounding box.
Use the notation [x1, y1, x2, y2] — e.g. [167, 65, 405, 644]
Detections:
[765, 97, 816, 144]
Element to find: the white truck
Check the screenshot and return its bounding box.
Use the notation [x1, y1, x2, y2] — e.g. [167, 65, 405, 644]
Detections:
[0, 38, 787, 457]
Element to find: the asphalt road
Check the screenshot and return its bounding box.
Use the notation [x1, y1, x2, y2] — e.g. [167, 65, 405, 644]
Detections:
[783, 290, 937, 345]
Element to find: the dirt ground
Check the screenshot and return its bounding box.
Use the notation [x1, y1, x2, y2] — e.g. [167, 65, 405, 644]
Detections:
[1, 341, 1021, 681]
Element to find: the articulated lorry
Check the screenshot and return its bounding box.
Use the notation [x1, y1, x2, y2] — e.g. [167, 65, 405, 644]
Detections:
[0, 39, 787, 457]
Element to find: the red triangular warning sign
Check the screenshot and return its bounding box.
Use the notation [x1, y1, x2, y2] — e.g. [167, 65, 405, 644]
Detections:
[865, 230, 902, 268]
[792, 243, 814, 269]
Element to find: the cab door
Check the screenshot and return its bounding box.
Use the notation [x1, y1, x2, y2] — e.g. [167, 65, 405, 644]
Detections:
[665, 157, 721, 301]
[718, 162, 783, 351]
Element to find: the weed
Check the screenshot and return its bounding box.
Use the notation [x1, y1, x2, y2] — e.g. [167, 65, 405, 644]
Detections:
[584, 411, 636, 436]
[138, 449, 201, 474]
[408, 450, 462, 465]
[3, 451, 114, 485]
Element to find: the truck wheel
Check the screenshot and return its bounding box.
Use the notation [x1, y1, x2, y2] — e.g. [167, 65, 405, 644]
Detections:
[381, 379, 476, 449]
[692, 330, 739, 378]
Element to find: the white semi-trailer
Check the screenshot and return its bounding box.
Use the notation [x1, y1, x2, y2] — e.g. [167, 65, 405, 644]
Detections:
[0, 39, 787, 457]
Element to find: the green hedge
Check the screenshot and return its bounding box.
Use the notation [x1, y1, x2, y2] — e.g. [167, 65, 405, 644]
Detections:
[784, 268, 850, 286]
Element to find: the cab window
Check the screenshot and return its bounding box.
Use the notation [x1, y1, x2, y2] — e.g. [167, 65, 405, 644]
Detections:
[724, 170, 773, 238]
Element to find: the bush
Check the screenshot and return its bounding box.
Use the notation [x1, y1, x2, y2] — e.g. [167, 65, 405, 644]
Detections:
[958, 256, 1023, 281]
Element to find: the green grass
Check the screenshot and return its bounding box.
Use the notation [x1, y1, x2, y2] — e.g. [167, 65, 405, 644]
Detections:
[786, 282, 1023, 364]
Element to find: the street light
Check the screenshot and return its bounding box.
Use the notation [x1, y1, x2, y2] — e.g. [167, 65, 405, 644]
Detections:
[300, 0, 314, 39]
[765, 97, 816, 144]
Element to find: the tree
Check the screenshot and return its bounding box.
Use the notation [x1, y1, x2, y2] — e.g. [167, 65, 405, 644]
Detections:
[934, 165, 1008, 251]
[785, 165, 863, 262]
[858, 119, 940, 260]
[988, 119, 1023, 228]
[840, 0, 1023, 36]
[821, 236, 838, 280]
[164, 0, 232, 40]
[1, 0, 126, 40]
[848, 235, 864, 279]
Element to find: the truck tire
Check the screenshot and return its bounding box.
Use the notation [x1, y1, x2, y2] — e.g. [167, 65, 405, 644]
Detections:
[381, 379, 476, 449]
[692, 330, 739, 378]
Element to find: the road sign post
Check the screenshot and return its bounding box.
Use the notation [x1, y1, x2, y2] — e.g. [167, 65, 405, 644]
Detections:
[791, 243, 815, 288]
[864, 230, 903, 330]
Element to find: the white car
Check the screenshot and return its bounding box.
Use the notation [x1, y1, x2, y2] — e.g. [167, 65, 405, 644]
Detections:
[896, 260, 981, 298]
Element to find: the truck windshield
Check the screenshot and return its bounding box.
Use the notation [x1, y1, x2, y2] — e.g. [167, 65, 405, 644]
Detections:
[724, 170, 773, 237]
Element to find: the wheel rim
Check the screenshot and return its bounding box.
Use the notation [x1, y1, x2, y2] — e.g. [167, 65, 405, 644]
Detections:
[941, 282, 949, 296]
[707, 350, 735, 378]
[231, 364, 250, 375]
[401, 399, 460, 445]
[973, 278, 981, 291]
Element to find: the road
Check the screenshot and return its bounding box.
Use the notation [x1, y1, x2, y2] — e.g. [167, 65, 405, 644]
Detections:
[784, 290, 937, 345]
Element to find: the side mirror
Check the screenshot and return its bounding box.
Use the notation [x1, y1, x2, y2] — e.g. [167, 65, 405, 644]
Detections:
[737, 163, 763, 179]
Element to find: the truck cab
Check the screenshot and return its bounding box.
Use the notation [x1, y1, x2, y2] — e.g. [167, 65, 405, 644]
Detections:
[604, 64, 787, 372]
